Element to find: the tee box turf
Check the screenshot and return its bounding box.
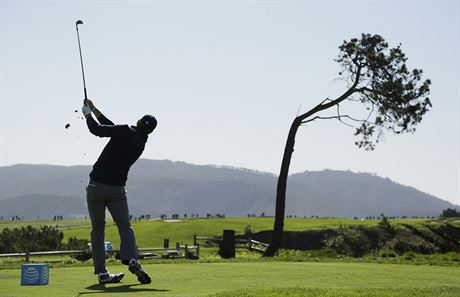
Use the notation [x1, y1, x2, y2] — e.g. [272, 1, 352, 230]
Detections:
[21, 263, 49, 285]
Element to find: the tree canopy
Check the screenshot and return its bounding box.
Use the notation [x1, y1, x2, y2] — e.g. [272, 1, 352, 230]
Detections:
[336, 34, 432, 150]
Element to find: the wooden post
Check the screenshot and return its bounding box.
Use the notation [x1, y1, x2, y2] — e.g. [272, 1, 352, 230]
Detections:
[219, 229, 235, 259]
[193, 234, 197, 246]
[176, 242, 180, 250]
[185, 244, 189, 259]
[196, 244, 200, 258]
[25, 251, 30, 263]
[164, 238, 169, 249]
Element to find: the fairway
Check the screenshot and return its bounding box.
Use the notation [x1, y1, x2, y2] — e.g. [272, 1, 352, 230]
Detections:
[1, 261, 459, 297]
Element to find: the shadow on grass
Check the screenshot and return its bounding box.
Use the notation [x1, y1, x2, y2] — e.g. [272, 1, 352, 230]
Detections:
[76, 283, 169, 295]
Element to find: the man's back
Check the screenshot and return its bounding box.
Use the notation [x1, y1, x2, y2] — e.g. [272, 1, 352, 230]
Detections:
[85, 112, 148, 186]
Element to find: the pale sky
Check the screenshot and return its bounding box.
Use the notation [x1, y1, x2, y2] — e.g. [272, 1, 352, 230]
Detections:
[1, 0, 459, 205]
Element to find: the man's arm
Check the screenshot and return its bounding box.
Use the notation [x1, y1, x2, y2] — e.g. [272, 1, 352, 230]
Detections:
[84, 99, 114, 125]
[82, 100, 128, 138]
[85, 115, 129, 138]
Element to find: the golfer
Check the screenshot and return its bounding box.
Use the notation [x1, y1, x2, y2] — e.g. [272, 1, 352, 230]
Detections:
[82, 99, 156, 284]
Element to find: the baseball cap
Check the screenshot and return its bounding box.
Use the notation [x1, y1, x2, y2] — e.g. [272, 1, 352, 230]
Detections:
[140, 115, 157, 133]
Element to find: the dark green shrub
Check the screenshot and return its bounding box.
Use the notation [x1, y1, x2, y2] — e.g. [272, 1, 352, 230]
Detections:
[380, 250, 396, 258]
[66, 237, 91, 261]
[0, 225, 64, 253]
[440, 208, 460, 219]
[384, 233, 438, 255]
[66, 237, 89, 250]
[377, 214, 397, 240]
[324, 225, 373, 257]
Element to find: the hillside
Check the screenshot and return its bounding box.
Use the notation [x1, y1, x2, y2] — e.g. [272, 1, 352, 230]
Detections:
[0, 159, 457, 219]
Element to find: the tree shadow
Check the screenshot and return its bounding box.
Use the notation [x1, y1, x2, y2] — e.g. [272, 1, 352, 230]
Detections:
[76, 283, 169, 295]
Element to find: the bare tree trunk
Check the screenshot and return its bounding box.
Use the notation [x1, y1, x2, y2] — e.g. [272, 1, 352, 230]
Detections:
[263, 117, 301, 257]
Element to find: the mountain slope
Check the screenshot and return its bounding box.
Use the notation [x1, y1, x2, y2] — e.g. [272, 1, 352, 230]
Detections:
[287, 170, 453, 217]
[0, 159, 456, 219]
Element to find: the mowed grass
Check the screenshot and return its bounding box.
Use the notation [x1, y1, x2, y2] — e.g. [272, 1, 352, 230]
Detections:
[1, 261, 459, 297]
[209, 287, 460, 297]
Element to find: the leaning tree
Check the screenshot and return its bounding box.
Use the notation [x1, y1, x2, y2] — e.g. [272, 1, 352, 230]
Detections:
[263, 33, 432, 257]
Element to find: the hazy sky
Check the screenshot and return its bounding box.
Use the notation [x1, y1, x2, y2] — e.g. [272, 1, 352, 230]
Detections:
[1, 0, 459, 205]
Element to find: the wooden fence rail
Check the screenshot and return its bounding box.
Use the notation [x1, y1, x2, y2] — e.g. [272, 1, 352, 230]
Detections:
[194, 234, 268, 253]
[0, 245, 200, 262]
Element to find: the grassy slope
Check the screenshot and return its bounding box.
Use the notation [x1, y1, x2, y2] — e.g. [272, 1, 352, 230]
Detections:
[3, 217, 372, 247]
[58, 217, 437, 247]
[1, 262, 459, 297]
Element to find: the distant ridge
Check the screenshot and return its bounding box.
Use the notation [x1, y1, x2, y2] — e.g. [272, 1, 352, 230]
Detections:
[0, 159, 457, 219]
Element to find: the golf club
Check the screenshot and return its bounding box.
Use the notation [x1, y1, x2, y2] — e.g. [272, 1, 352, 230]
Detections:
[75, 19, 87, 100]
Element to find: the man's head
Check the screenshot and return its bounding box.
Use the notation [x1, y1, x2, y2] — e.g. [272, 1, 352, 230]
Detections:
[137, 115, 157, 134]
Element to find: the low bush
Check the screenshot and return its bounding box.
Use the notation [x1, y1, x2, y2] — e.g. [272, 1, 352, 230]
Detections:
[0, 225, 89, 254]
[324, 225, 373, 257]
[384, 233, 439, 255]
[0, 225, 63, 253]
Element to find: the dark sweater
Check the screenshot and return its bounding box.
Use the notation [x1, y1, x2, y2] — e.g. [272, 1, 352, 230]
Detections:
[85, 114, 148, 187]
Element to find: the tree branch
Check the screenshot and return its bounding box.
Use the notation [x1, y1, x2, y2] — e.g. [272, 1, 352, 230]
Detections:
[317, 65, 363, 110]
[296, 105, 302, 117]
[319, 98, 333, 105]
[366, 102, 376, 122]
[335, 104, 354, 127]
[301, 114, 372, 127]
[297, 64, 362, 123]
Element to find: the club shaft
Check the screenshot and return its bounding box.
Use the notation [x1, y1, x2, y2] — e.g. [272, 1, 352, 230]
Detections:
[76, 26, 87, 99]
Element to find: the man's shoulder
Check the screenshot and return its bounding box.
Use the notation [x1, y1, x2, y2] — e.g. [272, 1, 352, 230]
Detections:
[107, 124, 134, 138]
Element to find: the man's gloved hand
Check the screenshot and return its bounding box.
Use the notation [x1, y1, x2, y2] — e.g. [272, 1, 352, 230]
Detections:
[83, 98, 102, 118]
[84, 99, 96, 111]
[82, 102, 92, 117]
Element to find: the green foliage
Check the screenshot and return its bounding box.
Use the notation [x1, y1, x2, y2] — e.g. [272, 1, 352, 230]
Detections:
[377, 214, 397, 239]
[66, 237, 89, 250]
[66, 237, 91, 261]
[0, 225, 64, 253]
[324, 225, 373, 257]
[0, 225, 90, 254]
[440, 208, 460, 219]
[276, 249, 338, 261]
[336, 33, 432, 150]
[323, 217, 455, 257]
[384, 233, 439, 255]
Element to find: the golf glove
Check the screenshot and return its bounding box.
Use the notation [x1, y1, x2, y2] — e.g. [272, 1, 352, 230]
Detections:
[82, 104, 92, 117]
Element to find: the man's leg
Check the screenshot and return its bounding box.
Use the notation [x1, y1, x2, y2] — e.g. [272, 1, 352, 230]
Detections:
[86, 183, 107, 275]
[106, 188, 137, 262]
[106, 188, 151, 284]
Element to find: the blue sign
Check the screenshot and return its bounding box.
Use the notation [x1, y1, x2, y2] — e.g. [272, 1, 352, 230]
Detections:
[21, 263, 49, 286]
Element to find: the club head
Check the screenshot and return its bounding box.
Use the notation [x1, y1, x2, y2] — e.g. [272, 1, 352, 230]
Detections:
[76, 20, 83, 25]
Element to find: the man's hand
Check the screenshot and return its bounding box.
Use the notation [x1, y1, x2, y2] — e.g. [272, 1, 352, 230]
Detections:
[84, 99, 96, 111]
[82, 103, 92, 118]
[84, 99, 102, 118]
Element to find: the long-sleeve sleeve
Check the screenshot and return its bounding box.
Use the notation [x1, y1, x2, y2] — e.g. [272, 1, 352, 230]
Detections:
[86, 115, 129, 138]
[96, 113, 115, 126]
